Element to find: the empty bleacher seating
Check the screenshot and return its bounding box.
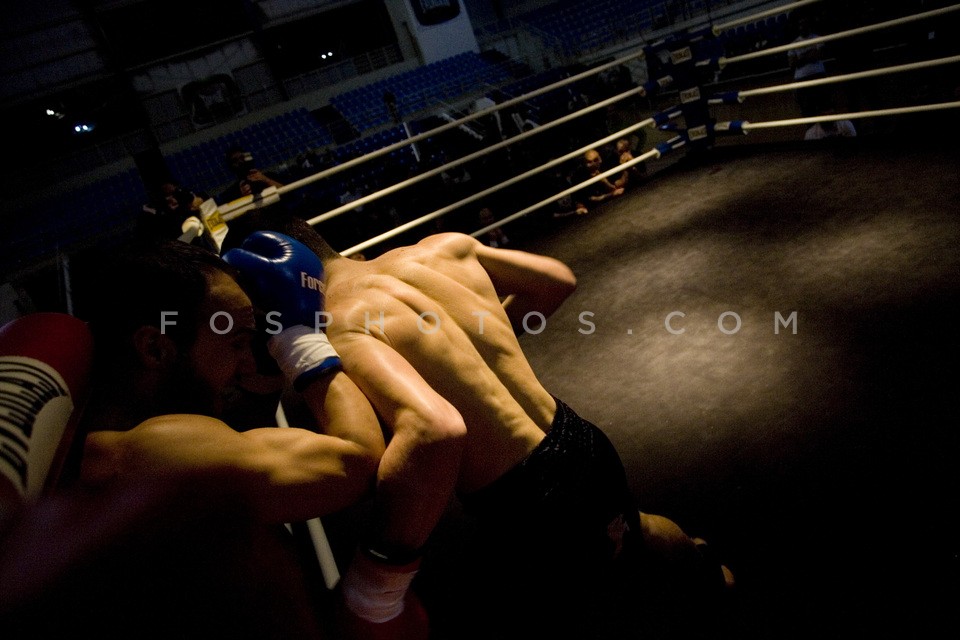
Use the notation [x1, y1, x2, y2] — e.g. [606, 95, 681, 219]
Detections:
[166, 107, 335, 194]
[330, 52, 514, 134]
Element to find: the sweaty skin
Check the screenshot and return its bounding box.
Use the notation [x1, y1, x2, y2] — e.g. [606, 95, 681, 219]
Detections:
[323, 232, 577, 494]
[78, 266, 384, 525]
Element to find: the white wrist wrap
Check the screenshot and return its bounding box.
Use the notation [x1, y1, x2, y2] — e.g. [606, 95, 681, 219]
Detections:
[267, 325, 341, 389]
[341, 553, 419, 624]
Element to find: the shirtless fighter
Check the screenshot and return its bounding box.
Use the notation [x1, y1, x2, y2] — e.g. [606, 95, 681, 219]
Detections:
[225, 219, 732, 639]
[49, 239, 388, 638]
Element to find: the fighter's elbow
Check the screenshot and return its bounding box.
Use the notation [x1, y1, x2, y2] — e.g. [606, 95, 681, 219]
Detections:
[545, 264, 577, 308]
[429, 404, 468, 447]
[349, 442, 382, 481]
[340, 442, 382, 499]
[558, 267, 577, 297]
[405, 402, 468, 452]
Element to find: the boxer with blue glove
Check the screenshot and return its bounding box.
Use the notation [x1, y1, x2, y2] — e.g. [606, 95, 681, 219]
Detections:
[223, 231, 342, 391]
[18, 239, 389, 638]
[226, 226, 466, 640]
[225, 216, 735, 640]
[226, 231, 430, 634]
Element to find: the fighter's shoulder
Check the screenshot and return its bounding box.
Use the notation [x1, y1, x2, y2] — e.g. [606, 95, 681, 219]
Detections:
[325, 272, 405, 336]
[416, 232, 481, 257]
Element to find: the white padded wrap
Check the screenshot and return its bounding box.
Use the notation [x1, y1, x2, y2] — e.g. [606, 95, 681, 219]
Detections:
[267, 325, 340, 387]
[341, 553, 419, 623]
[178, 216, 204, 243]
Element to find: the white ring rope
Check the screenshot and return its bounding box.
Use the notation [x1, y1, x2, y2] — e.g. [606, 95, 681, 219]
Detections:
[297, 5, 959, 228]
[723, 4, 960, 67]
[464, 100, 960, 241]
[223, 59, 644, 224]
[469, 148, 662, 242]
[458, 101, 960, 245]
[740, 101, 960, 131]
[217, 4, 960, 256]
[713, 0, 826, 35]
[275, 380, 341, 590]
[304, 85, 647, 226]
[278, 50, 646, 197]
[342, 115, 663, 256]
[338, 56, 960, 252]
[732, 54, 960, 99]
[227, 6, 960, 226]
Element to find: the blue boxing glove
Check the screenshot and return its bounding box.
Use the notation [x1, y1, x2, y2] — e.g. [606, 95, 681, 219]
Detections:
[223, 231, 341, 390]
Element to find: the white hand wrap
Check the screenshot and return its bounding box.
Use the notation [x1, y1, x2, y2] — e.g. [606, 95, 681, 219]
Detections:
[267, 325, 341, 390]
[341, 552, 420, 624]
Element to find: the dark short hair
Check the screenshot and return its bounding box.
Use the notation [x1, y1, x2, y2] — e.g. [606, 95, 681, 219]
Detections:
[76, 240, 236, 368]
[222, 209, 341, 264]
[275, 216, 341, 265]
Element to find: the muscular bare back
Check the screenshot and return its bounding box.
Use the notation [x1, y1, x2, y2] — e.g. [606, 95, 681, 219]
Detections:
[323, 233, 576, 494]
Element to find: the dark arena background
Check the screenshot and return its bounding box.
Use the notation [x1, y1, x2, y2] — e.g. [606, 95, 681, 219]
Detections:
[2, 1, 959, 638]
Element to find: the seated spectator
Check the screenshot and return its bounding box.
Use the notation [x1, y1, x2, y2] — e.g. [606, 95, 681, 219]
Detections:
[613, 138, 647, 190]
[804, 114, 857, 141]
[384, 90, 400, 124]
[338, 180, 365, 213]
[136, 180, 210, 245]
[572, 149, 624, 215]
[788, 16, 829, 117]
[295, 149, 325, 175]
[221, 146, 285, 203]
[156, 180, 208, 213]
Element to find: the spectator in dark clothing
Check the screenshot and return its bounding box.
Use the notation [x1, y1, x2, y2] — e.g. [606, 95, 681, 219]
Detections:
[571, 149, 624, 215]
[220, 146, 284, 204]
[136, 181, 210, 245]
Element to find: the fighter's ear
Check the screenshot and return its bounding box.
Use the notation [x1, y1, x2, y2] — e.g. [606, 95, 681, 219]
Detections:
[132, 325, 178, 368]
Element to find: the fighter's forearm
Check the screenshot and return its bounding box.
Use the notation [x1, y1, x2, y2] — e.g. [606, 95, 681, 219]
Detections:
[366, 404, 465, 555]
[300, 371, 386, 458]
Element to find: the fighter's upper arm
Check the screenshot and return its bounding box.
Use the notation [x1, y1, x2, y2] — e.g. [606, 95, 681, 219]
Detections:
[334, 331, 464, 444]
[332, 329, 466, 549]
[297, 369, 387, 460]
[240, 425, 379, 522]
[474, 242, 577, 331]
[81, 414, 378, 523]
